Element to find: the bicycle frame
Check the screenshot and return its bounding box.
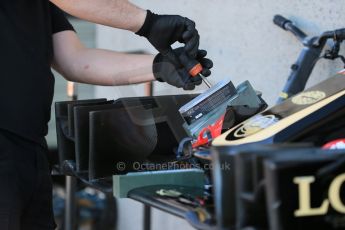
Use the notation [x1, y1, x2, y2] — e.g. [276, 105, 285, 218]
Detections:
[274, 15, 345, 104]
[277, 37, 327, 103]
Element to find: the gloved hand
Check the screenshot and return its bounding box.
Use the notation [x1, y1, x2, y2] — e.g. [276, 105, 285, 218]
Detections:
[153, 47, 213, 90]
[136, 10, 199, 57]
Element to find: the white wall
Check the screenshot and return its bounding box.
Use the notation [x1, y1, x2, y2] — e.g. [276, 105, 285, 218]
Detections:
[95, 1, 345, 229]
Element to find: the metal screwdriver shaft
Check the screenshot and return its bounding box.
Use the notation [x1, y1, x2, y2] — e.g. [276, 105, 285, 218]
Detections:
[198, 73, 212, 88]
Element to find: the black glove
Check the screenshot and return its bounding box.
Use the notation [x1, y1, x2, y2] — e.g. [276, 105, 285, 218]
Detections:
[136, 10, 199, 57]
[153, 48, 213, 90]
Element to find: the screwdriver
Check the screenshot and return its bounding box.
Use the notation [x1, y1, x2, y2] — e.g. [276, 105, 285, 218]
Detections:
[179, 52, 213, 88]
[188, 63, 212, 88]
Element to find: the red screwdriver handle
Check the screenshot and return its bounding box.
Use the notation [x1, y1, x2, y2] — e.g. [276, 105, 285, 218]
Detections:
[162, 48, 203, 77]
[189, 63, 203, 77]
[179, 51, 203, 77]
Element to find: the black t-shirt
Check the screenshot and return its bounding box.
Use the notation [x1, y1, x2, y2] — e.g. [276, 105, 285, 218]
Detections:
[0, 1, 74, 142]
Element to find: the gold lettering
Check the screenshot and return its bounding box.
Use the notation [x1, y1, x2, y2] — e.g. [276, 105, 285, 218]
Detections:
[329, 173, 345, 213]
[294, 176, 329, 217]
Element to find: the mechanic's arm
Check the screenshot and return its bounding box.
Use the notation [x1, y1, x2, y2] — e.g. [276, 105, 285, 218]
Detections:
[50, 0, 146, 32]
[50, 0, 199, 55]
[52, 30, 213, 89]
[52, 30, 155, 86]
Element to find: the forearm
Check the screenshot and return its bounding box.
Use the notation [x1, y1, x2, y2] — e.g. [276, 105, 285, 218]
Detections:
[52, 31, 155, 86]
[50, 0, 146, 32]
[54, 49, 155, 86]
